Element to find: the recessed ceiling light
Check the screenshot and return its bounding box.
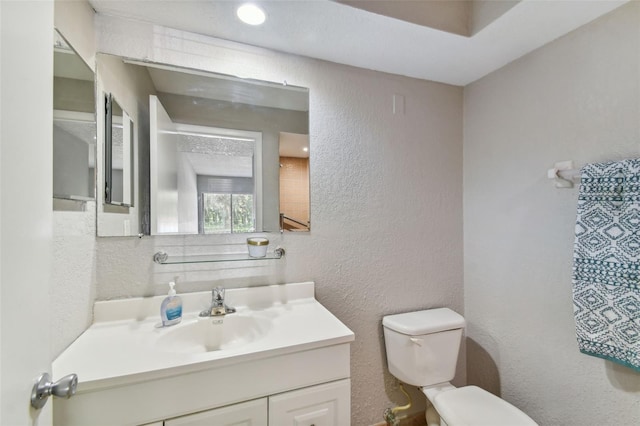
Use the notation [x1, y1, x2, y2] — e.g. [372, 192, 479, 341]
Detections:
[237, 4, 266, 26]
[302, 147, 308, 152]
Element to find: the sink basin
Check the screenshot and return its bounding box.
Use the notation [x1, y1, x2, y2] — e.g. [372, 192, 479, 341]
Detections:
[156, 314, 272, 353]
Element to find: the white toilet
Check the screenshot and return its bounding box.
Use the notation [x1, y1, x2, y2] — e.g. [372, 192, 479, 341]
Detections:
[383, 308, 538, 426]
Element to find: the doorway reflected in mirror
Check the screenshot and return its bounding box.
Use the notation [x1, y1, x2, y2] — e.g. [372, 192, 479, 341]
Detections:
[279, 132, 310, 232]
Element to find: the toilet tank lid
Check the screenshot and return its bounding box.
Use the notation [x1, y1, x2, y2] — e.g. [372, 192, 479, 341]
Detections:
[382, 308, 465, 335]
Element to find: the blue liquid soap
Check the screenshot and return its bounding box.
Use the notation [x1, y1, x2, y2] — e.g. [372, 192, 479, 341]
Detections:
[161, 281, 182, 326]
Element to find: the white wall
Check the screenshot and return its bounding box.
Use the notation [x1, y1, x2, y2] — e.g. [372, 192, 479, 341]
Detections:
[177, 153, 198, 234]
[94, 15, 464, 424]
[54, 0, 95, 72]
[464, 3, 640, 425]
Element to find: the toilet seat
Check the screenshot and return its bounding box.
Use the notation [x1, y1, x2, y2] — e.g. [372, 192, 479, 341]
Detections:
[432, 386, 538, 426]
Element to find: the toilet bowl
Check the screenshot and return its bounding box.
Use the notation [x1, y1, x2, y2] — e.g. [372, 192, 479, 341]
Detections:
[382, 308, 537, 426]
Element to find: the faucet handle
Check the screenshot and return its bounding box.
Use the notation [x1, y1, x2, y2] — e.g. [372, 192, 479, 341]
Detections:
[213, 286, 225, 302]
[200, 286, 236, 317]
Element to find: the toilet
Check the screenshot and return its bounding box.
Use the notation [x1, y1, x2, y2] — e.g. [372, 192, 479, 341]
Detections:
[382, 308, 538, 426]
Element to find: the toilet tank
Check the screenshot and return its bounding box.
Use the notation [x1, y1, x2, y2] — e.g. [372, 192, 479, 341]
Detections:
[382, 308, 465, 387]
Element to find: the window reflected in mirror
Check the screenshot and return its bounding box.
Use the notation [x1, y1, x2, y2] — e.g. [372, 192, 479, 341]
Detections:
[201, 193, 255, 234]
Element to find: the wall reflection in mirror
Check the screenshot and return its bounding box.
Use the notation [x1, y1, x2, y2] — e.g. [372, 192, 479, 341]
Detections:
[96, 53, 309, 237]
[53, 31, 95, 202]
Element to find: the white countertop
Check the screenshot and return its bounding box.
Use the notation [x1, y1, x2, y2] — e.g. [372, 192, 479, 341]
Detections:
[53, 282, 354, 392]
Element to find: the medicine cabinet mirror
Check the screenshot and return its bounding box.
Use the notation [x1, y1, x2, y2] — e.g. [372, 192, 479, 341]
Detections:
[95, 53, 146, 237]
[53, 30, 95, 202]
[95, 53, 310, 237]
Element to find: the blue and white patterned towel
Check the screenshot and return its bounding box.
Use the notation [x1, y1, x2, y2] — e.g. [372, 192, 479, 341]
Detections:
[573, 159, 640, 371]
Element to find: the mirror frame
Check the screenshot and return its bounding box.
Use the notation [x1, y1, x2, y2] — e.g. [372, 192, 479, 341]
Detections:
[104, 93, 113, 203]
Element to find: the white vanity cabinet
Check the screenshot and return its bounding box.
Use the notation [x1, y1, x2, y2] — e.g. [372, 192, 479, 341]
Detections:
[53, 283, 355, 426]
[269, 379, 351, 426]
[165, 398, 268, 426]
[160, 379, 350, 426]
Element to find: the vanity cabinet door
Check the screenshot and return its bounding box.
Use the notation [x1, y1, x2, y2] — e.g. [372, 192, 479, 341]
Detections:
[165, 398, 267, 426]
[268, 379, 351, 426]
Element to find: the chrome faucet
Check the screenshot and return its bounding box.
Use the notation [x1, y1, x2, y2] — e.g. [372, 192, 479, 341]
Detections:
[199, 286, 236, 317]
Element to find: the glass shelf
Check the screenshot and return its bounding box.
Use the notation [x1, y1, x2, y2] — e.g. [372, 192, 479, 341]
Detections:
[53, 194, 94, 202]
[153, 248, 285, 265]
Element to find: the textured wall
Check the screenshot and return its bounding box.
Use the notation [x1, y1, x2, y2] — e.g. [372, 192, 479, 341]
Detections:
[94, 15, 464, 424]
[464, 3, 640, 425]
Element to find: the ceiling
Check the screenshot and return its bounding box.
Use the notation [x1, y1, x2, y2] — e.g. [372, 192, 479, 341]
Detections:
[54, 50, 94, 81]
[89, 0, 629, 86]
[279, 132, 310, 158]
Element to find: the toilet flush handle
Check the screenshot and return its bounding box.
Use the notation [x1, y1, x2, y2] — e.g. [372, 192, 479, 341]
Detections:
[410, 337, 423, 346]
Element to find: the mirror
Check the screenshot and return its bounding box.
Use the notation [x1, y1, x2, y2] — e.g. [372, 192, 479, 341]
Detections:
[104, 94, 133, 206]
[53, 31, 95, 202]
[279, 132, 310, 231]
[95, 54, 310, 236]
[95, 54, 149, 237]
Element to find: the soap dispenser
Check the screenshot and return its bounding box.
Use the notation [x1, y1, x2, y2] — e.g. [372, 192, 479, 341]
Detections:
[160, 281, 182, 326]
